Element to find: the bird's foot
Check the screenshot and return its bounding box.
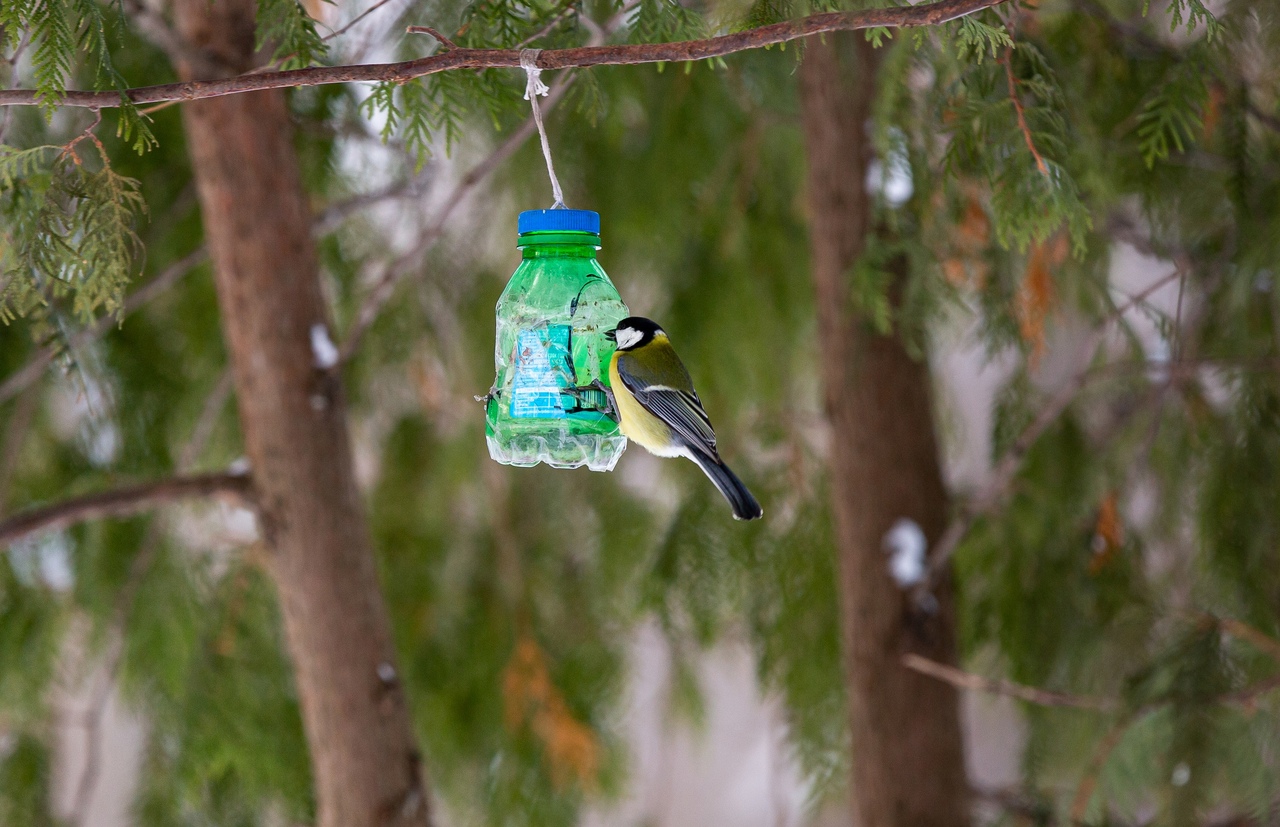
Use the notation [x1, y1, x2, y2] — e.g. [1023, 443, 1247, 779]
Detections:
[590, 378, 619, 421]
[561, 380, 619, 421]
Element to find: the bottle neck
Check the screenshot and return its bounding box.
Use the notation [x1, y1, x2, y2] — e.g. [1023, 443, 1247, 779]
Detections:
[521, 245, 599, 260]
[517, 231, 601, 260]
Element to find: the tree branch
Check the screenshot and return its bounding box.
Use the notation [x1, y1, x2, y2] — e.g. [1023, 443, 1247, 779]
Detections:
[1070, 711, 1146, 824]
[906, 652, 1280, 712]
[902, 654, 1117, 710]
[0, 0, 1007, 110]
[405, 26, 458, 50]
[1215, 615, 1280, 664]
[0, 470, 253, 547]
[323, 0, 401, 43]
[1003, 45, 1049, 176]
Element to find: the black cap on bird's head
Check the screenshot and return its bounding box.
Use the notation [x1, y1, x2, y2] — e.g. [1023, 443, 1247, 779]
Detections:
[606, 316, 664, 351]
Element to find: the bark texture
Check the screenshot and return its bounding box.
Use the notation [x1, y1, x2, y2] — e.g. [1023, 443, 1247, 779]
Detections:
[800, 33, 970, 827]
[172, 1, 429, 825]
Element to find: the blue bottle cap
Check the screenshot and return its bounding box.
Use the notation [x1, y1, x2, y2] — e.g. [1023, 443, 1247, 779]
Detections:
[518, 209, 600, 235]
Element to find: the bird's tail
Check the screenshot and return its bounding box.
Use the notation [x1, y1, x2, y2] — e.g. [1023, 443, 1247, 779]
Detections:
[690, 453, 763, 521]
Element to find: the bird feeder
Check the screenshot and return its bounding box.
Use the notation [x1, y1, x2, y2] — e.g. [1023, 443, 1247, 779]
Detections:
[484, 209, 629, 471]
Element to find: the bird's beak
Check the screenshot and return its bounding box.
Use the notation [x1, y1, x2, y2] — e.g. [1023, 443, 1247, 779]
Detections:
[604, 328, 616, 342]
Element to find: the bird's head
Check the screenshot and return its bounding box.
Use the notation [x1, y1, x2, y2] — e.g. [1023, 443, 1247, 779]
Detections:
[606, 316, 664, 351]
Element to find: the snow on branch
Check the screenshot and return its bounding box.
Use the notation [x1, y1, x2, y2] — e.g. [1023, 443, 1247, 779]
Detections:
[0, 0, 1008, 110]
[0, 470, 254, 547]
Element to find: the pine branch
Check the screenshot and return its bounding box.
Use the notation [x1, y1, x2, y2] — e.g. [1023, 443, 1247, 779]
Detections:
[0, 470, 253, 547]
[913, 266, 1187, 602]
[0, 0, 1009, 110]
[1071, 0, 1280, 138]
[0, 175, 421, 408]
[0, 246, 208, 407]
[1003, 45, 1049, 176]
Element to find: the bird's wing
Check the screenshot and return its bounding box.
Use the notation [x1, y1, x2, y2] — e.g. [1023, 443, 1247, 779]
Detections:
[616, 353, 718, 458]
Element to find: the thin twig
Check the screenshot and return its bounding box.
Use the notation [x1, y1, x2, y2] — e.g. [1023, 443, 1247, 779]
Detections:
[1245, 100, 1280, 134]
[908, 651, 1280, 712]
[516, 0, 581, 49]
[1217, 616, 1280, 665]
[0, 0, 1008, 110]
[405, 26, 458, 50]
[324, 0, 401, 42]
[1003, 45, 1049, 176]
[0, 471, 253, 547]
[1070, 712, 1145, 824]
[179, 368, 235, 471]
[60, 111, 104, 164]
[315, 175, 434, 234]
[902, 654, 1117, 710]
[1220, 674, 1280, 706]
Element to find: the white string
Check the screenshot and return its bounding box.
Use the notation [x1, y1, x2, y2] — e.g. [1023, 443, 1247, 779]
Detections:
[520, 49, 566, 209]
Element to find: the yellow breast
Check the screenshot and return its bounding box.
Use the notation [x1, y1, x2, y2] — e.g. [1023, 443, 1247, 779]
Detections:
[609, 352, 676, 454]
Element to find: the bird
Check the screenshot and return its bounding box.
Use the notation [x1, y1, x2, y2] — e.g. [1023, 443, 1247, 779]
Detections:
[604, 316, 763, 521]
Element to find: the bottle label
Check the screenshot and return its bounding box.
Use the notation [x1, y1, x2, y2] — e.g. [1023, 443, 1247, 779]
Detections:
[510, 325, 574, 419]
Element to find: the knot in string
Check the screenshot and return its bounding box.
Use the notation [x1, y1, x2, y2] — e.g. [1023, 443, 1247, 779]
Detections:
[520, 49, 550, 100]
[519, 49, 565, 209]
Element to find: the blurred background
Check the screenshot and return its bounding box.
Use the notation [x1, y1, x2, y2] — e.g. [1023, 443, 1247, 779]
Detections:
[2, 0, 1279, 824]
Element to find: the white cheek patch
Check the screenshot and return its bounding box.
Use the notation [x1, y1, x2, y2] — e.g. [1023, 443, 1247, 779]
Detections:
[615, 327, 643, 349]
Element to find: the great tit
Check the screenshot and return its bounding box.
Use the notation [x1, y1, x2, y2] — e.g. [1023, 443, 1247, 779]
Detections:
[605, 316, 763, 521]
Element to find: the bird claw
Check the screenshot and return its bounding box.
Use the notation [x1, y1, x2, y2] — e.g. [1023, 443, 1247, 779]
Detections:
[560, 380, 619, 421]
[590, 378, 619, 421]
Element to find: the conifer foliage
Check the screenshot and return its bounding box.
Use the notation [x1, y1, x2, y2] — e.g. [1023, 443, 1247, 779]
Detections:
[1, 0, 1279, 825]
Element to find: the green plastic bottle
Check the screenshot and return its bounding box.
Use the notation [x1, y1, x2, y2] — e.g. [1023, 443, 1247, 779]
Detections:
[485, 209, 630, 471]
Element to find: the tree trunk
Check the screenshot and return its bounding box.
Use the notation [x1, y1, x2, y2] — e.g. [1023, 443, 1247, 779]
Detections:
[800, 34, 970, 827]
[171, 2, 429, 825]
